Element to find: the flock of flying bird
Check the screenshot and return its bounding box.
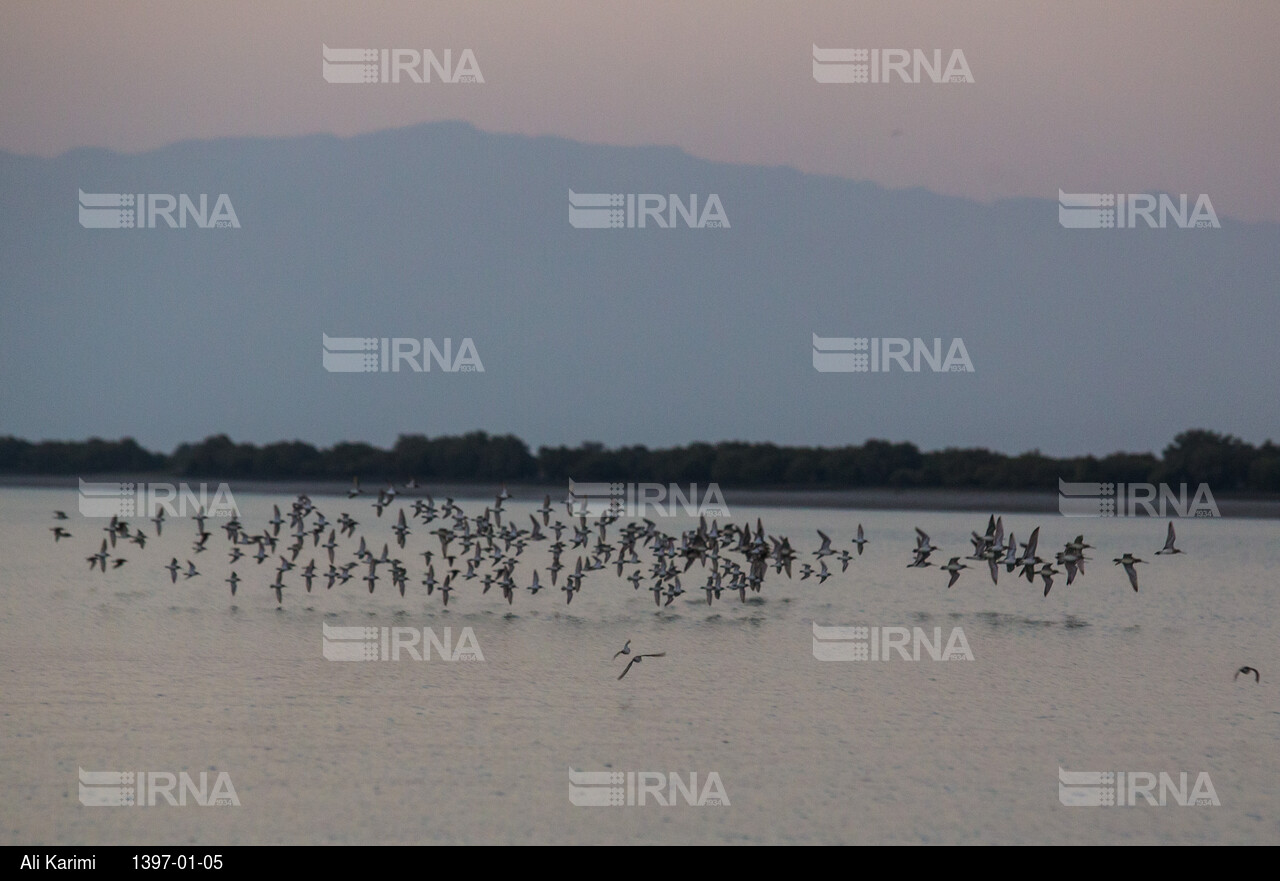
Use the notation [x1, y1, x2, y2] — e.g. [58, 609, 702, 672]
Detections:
[53, 483, 1193, 606]
[61, 483, 861, 609]
[902, 516, 1187, 595]
[48, 484, 1261, 682]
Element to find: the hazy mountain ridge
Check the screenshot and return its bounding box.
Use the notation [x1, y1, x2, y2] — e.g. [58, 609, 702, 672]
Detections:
[1, 121, 1276, 455]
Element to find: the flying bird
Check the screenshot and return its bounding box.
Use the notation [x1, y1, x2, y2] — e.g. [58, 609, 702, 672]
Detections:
[1234, 666, 1260, 682]
[813, 530, 833, 559]
[1113, 553, 1145, 591]
[618, 652, 666, 680]
[1038, 563, 1060, 596]
[941, 556, 967, 588]
[1155, 521, 1183, 555]
[87, 539, 109, 571]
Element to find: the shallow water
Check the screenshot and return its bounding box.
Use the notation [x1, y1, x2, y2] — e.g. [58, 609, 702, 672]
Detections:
[1, 487, 1277, 844]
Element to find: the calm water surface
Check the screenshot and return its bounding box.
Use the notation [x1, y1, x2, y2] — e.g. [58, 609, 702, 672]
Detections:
[1, 488, 1277, 844]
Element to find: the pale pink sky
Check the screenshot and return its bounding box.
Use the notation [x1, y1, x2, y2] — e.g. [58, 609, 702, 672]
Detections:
[3, 0, 1277, 220]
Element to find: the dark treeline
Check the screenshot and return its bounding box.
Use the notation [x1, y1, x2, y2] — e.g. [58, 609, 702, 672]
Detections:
[0, 429, 1278, 492]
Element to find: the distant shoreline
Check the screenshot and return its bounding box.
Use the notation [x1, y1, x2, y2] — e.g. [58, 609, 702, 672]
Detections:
[5, 474, 1278, 518]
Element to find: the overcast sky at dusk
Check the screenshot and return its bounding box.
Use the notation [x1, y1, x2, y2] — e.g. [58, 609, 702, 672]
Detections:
[3, 1, 1277, 221]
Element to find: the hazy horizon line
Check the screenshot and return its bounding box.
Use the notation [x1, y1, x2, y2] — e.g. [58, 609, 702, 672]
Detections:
[11, 119, 1275, 228]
